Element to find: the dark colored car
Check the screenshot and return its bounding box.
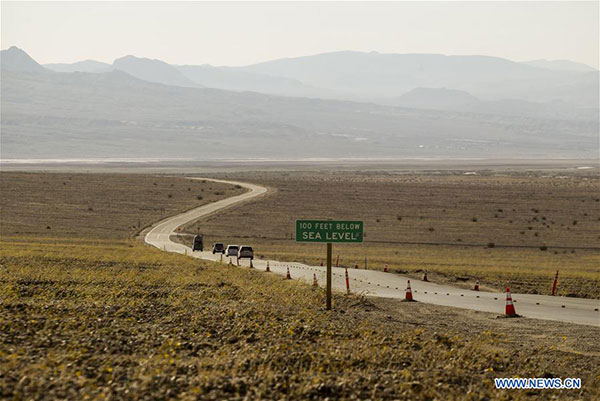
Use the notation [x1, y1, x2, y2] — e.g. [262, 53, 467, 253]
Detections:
[212, 242, 225, 254]
[192, 235, 203, 251]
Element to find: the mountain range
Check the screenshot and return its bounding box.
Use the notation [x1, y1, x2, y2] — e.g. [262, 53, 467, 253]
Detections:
[1, 46, 598, 160]
[37, 49, 599, 118]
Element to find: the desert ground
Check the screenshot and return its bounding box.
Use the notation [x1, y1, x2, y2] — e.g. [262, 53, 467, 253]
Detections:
[182, 170, 600, 299]
[0, 172, 245, 239]
[1, 169, 599, 400]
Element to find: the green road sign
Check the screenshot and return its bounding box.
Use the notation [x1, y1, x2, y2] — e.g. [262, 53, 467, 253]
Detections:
[296, 220, 363, 243]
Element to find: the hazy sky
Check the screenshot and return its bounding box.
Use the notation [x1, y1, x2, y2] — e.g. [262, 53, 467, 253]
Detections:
[2, 1, 598, 68]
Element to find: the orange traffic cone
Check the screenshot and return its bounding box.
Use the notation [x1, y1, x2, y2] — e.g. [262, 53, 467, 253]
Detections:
[383, 263, 388, 273]
[312, 274, 318, 287]
[405, 280, 414, 301]
[423, 271, 428, 282]
[286, 267, 291, 280]
[473, 279, 479, 291]
[505, 287, 519, 317]
[266, 261, 270, 272]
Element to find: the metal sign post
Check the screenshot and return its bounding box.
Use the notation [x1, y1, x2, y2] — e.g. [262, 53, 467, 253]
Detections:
[326, 242, 332, 309]
[296, 219, 363, 310]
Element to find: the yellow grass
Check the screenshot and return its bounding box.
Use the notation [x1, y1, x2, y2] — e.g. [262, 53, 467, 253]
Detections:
[186, 171, 600, 298]
[1, 237, 599, 400]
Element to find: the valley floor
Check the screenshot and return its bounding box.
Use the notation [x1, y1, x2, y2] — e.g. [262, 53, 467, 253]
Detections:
[184, 170, 600, 298]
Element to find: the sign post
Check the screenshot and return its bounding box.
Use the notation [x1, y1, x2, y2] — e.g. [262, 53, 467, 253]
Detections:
[296, 219, 364, 309]
[326, 242, 332, 309]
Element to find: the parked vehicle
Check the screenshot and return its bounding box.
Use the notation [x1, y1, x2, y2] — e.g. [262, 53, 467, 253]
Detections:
[212, 242, 225, 254]
[192, 235, 203, 251]
[238, 245, 254, 260]
[225, 245, 239, 257]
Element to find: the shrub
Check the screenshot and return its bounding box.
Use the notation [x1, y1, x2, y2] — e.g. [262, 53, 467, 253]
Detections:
[487, 242, 495, 248]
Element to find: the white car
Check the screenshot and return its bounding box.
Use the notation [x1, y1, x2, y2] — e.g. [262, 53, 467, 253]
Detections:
[238, 245, 254, 260]
[225, 245, 239, 257]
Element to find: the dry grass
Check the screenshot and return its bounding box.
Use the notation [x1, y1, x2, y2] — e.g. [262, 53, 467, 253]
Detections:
[1, 171, 598, 399]
[0, 172, 245, 239]
[1, 237, 599, 400]
[183, 171, 600, 298]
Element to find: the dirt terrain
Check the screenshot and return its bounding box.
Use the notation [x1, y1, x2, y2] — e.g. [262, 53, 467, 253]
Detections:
[183, 170, 600, 298]
[1, 170, 598, 399]
[1, 237, 598, 400]
[0, 172, 245, 239]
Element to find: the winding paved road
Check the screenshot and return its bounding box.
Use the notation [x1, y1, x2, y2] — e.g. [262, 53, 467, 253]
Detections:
[145, 178, 600, 327]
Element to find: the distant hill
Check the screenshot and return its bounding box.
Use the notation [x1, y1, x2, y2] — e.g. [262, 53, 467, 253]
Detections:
[393, 87, 479, 111]
[45, 60, 112, 73]
[112, 55, 199, 88]
[34, 49, 599, 114]
[176, 64, 330, 97]
[391, 87, 596, 121]
[239, 51, 598, 106]
[44, 56, 198, 87]
[2, 48, 597, 160]
[0, 46, 47, 74]
[46, 59, 324, 97]
[239, 51, 546, 95]
[523, 59, 597, 72]
[2, 70, 596, 160]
